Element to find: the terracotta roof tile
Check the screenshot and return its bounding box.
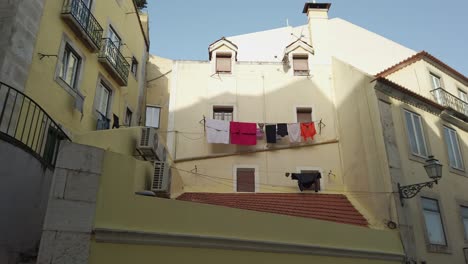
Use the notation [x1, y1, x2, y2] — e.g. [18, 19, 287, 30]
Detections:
[176, 193, 368, 227]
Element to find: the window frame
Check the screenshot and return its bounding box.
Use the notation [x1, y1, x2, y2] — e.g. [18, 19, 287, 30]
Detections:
[443, 126, 465, 171]
[145, 105, 161, 128]
[215, 52, 232, 74]
[292, 54, 310, 76]
[403, 109, 429, 159]
[60, 44, 81, 89]
[460, 205, 468, 242]
[233, 165, 259, 193]
[419, 195, 450, 253]
[213, 105, 234, 122]
[295, 107, 313, 123]
[430, 72, 442, 90]
[131, 57, 139, 79]
[95, 81, 112, 117]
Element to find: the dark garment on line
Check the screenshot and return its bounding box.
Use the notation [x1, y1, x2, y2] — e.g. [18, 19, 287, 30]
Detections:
[276, 123, 288, 137]
[291, 172, 321, 192]
[112, 114, 120, 129]
[265, 125, 277, 143]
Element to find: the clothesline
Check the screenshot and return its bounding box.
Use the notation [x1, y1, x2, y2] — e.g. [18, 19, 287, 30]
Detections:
[205, 118, 325, 145]
[199, 115, 326, 130]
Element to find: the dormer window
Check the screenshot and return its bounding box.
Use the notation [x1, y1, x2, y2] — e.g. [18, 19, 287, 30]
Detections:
[216, 53, 232, 73]
[293, 54, 309, 76]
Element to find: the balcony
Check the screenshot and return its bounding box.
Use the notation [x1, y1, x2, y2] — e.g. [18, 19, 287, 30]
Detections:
[98, 39, 130, 86]
[61, 0, 103, 52]
[431, 88, 468, 122]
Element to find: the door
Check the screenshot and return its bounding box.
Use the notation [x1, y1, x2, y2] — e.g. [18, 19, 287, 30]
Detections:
[107, 27, 121, 64]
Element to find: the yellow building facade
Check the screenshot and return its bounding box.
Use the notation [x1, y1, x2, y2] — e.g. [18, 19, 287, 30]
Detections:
[24, 0, 149, 136]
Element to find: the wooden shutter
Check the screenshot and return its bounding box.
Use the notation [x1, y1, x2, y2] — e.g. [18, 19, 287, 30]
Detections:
[216, 53, 232, 73]
[293, 55, 309, 74]
[296, 108, 312, 123]
[236, 168, 255, 192]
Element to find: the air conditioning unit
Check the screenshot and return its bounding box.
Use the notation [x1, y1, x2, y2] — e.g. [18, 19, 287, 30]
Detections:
[137, 127, 157, 158]
[152, 161, 171, 197]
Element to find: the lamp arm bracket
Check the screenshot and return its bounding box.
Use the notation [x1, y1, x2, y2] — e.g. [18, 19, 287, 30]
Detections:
[398, 180, 438, 200]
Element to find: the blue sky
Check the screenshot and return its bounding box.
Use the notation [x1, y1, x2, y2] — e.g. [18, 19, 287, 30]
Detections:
[147, 1, 468, 75]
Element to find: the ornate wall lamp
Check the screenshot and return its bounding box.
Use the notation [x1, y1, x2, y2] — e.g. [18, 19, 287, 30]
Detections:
[398, 156, 443, 206]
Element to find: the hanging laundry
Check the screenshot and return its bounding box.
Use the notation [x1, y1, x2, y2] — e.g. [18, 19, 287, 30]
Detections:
[291, 172, 321, 192]
[276, 123, 288, 137]
[230, 122, 257, 145]
[287, 123, 301, 143]
[206, 119, 230, 144]
[300, 122, 317, 140]
[256, 128, 264, 139]
[265, 124, 277, 143]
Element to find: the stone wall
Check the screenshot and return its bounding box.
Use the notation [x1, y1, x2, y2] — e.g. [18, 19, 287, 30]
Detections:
[0, 0, 46, 90]
[37, 142, 105, 264]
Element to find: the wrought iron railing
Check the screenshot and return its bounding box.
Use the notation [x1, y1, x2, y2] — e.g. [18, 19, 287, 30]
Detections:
[431, 88, 468, 117]
[99, 38, 130, 85]
[0, 82, 70, 167]
[62, 0, 103, 49]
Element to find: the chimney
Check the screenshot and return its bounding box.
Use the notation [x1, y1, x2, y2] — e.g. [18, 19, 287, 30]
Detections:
[302, 2, 331, 19]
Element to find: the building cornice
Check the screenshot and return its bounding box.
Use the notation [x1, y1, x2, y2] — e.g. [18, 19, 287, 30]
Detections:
[94, 228, 405, 261]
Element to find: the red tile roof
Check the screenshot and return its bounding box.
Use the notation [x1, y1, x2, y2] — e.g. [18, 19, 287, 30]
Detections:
[177, 193, 368, 227]
[376, 51, 468, 85]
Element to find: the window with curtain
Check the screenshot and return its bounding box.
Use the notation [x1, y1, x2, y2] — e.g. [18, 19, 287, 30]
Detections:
[296, 107, 312, 123]
[404, 110, 428, 157]
[131, 57, 138, 78]
[293, 54, 309, 76]
[444, 126, 464, 171]
[421, 197, 446, 246]
[216, 53, 232, 73]
[146, 106, 161, 128]
[60, 44, 81, 89]
[125, 108, 132, 126]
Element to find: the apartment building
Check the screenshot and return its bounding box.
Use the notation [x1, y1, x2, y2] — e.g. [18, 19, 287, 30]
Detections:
[0, 0, 148, 263]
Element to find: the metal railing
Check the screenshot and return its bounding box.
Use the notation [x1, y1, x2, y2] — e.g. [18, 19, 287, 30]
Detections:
[431, 88, 468, 117]
[99, 38, 130, 85]
[62, 0, 103, 49]
[0, 82, 70, 167]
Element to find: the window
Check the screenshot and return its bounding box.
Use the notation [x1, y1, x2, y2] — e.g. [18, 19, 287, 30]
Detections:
[236, 168, 255, 192]
[108, 26, 121, 48]
[461, 206, 468, 240]
[430, 73, 442, 89]
[146, 106, 161, 128]
[125, 108, 132, 126]
[60, 45, 81, 89]
[131, 57, 138, 78]
[213, 106, 233, 121]
[459, 89, 468, 103]
[216, 53, 232, 73]
[296, 107, 312, 123]
[444, 126, 464, 171]
[421, 197, 446, 246]
[404, 110, 428, 157]
[293, 54, 309, 76]
[96, 82, 111, 116]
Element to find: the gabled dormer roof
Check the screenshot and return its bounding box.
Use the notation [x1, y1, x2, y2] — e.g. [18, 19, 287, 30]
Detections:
[284, 39, 314, 56]
[208, 37, 238, 60]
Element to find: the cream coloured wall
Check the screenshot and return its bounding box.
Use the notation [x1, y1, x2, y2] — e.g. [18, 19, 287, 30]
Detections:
[24, 0, 148, 137]
[166, 54, 346, 196]
[385, 59, 468, 101]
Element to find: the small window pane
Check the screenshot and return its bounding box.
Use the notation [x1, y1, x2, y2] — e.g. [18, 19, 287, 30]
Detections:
[97, 84, 110, 116]
[213, 106, 233, 121]
[146, 106, 160, 128]
[61, 46, 80, 88]
[405, 111, 419, 155]
[422, 198, 446, 246]
[216, 53, 232, 73]
[404, 110, 428, 157]
[430, 73, 441, 89]
[296, 108, 312, 123]
[413, 116, 427, 156]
